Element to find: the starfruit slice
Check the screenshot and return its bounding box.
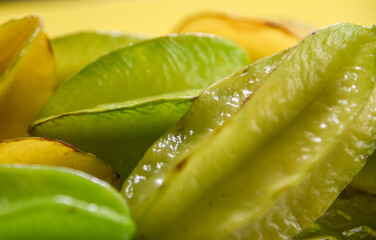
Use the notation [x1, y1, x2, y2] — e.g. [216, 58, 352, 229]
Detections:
[0, 15, 57, 140]
[124, 23, 376, 239]
[0, 137, 119, 188]
[0, 164, 135, 239]
[350, 153, 376, 195]
[174, 12, 316, 61]
[294, 188, 376, 239]
[123, 48, 287, 213]
[30, 34, 250, 180]
[51, 31, 146, 83]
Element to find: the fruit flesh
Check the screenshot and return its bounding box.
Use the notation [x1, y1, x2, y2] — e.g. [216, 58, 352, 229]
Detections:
[123, 49, 287, 213]
[0, 16, 38, 77]
[229, 47, 376, 239]
[0, 15, 57, 139]
[0, 137, 119, 188]
[126, 23, 376, 239]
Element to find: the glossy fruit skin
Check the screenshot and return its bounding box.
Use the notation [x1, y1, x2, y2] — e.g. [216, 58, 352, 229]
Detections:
[31, 93, 198, 183]
[0, 137, 119, 188]
[0, 15, 57, 139]
[175, 12, 316, 61]
[30, 34, 250, 181]
[350, 153, 376, 195]
[122, 49, 287, 215]
[124, 23, 376, 240]
[293, 188, 376, 240]
[51, 31, 146, 84]
[0, 164, 136, 240]
[34, 34, 250, 119]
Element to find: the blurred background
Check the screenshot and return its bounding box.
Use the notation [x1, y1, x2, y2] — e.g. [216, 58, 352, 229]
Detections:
[0, 0, 375, 38]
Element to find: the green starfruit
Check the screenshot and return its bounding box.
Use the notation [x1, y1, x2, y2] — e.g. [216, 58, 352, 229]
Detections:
[294, 188, 376, 239]
[30, 34, 250, 180]
[124, 23, 376, 240]
[350, 153, 376, 195]
[51, 31, 146, 84]
[0, 164, 135, 239]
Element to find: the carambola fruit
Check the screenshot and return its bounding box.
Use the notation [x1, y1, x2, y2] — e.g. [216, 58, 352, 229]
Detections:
[51, 31, 146, 84]
[0, 164, 135, 239]
[30, 34, 250, 180]
[293, 188, 376, 239]
[124, 23, 376, 239]
[175, 12, 316, 61]
[0, 137, 119, 188]
[350, 153, 376, 195]
[0, 15, 57, 139]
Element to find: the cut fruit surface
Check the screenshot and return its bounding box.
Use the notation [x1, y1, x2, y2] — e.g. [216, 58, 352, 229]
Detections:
[124, 23, 376, 240]
[0, 15, 57, 139]
[123, 49, 287, 214]
[0, 137, 119, 188]
[30, 34, 250, 181]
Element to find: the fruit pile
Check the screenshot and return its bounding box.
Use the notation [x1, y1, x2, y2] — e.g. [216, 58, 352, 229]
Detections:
[0, 13, 375, 240]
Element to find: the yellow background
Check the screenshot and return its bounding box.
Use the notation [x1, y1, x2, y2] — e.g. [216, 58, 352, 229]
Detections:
[0, 0, 375, 38]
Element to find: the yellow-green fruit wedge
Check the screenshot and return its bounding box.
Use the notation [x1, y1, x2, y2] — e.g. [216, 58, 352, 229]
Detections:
[51, 31, 146, 84]
[124, 23, 376, 240]
[174, 12, 316, 61]
[350, 153, 376, 195]
[0, 15, 57, 140]
[0, 164, 135, 239]
[30, 34, 250, 181]
[0, 137, 119, 188]
[123, 48, 287, 215]
[294, 188, 376, 239]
